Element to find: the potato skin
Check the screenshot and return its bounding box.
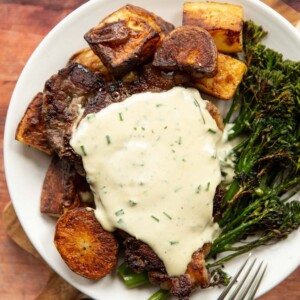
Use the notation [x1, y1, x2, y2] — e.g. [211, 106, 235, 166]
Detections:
[183, 2, 243, 53]
[153, 25, 218, 78]
[84, 4, 174, 77]
[40, 156, 94, 217]
[15, 92, 52, 155]
[68, 48, 112, 81]
[85, 20, 160, 77]
[54, 208, 118, 280]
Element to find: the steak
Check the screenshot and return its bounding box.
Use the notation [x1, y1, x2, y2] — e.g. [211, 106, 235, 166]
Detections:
[42, 62, 104, 163]
[42, 62, 187, 167]
[124, 236, 211, 300]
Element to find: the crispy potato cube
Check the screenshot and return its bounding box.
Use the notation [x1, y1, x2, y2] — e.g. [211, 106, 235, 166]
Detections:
[191, 53, 247, 100]
[54, 208, 118, 279]
[15, 92, 52, 155]
[124, 4, 174, 37]
[153, 25, 218, 78]
[84, 4, 174, 77]
[183, 2, 243, 53]
[68, 48, 112, 81]
[40, 156, 94, 217]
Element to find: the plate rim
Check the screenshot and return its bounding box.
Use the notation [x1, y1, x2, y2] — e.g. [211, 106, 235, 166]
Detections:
[4, 0, 300, 299]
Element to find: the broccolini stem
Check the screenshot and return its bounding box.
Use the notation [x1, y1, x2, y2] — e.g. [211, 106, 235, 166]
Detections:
[117, 262, 149, 288]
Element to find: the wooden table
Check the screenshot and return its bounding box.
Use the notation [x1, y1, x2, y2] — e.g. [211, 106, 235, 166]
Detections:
[0, 0, 299, 299]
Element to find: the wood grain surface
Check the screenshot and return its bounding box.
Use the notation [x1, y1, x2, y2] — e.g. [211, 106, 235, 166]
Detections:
[0, 1, 299, 299]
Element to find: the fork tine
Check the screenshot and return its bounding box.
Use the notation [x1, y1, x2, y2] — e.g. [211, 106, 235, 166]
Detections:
[217, 253, 252, 300]
[227, 258, 257, 300]
[237, 260, 263, 300]
[246, 263, 267, 300]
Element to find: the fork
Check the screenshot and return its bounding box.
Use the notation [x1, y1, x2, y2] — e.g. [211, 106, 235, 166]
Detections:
[217, 254, 267, 300]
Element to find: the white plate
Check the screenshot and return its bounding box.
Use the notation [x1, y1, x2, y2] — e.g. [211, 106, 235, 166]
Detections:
[4, 0, 300, 299]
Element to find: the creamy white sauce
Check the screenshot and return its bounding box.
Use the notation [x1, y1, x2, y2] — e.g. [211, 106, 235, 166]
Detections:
[71, 87, 233, 276]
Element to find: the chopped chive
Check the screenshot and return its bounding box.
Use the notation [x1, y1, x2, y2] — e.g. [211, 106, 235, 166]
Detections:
[208, 128, 217, 134]
[151, 215, 159, 222]
[163, 212, 172, 220]
[177, 137, 182, 145]
[80, 145, 87, 156]
[132, 163, 145, 167]
[164, 126, 168, 130]
[193, 98, 206, 124]
[128, 200, 137, 207]
[118, 112, 123, 121]
[117, 218, 126, 227]
[115, 209, 125, 217]
[196, 185, 201, 194]
[106, 135, 111, 145]
[174, 187, 182, 192]
[141, 127, 145, 131]
[199, 107, 206, 124]
[87, 114, 95, 121]
[156, 103, 163, 107]
[170, 241, 179, 245]
[206, 182, 211, 191]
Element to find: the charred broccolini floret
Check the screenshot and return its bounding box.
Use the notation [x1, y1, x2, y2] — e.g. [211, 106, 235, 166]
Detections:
[208, 21, 300, 267]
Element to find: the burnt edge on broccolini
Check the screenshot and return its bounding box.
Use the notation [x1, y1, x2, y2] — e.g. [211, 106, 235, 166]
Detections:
[208, 20, 300, 268]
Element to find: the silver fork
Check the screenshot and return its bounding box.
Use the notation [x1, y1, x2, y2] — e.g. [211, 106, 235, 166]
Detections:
[217, 254, 267, 300]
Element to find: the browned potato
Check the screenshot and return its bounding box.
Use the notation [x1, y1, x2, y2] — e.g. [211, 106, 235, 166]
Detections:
[54, 208, 118, 279]
[206, 101, 224, 131]
[68, 48, 112, 81]
[191, 53, 247, 100]
[15, 92, 52, 155]
[153, 25, 218, 78]
[84, 4, 174, 77]
[183, 2, 243, 53]
[40, 156, 94, 217]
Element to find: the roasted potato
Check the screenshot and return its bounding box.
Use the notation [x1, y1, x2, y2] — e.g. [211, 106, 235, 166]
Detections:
[183, 2, 243, 53]
[84, 4, 174, 77]
[68, 48, 112, 81]
[15, 92, 52, 155]
[191, 53, 247, 100]
[153, 25, 218, 78]
[40, 156, 94, 217]
[54, 208, 118, 279]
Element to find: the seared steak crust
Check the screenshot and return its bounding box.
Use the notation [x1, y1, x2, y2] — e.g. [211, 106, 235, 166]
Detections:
[124, 236, 211, 299]
[42, 62, 103, 162]
[83, 65, 184, 117]
[124, 236, 165, 273]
